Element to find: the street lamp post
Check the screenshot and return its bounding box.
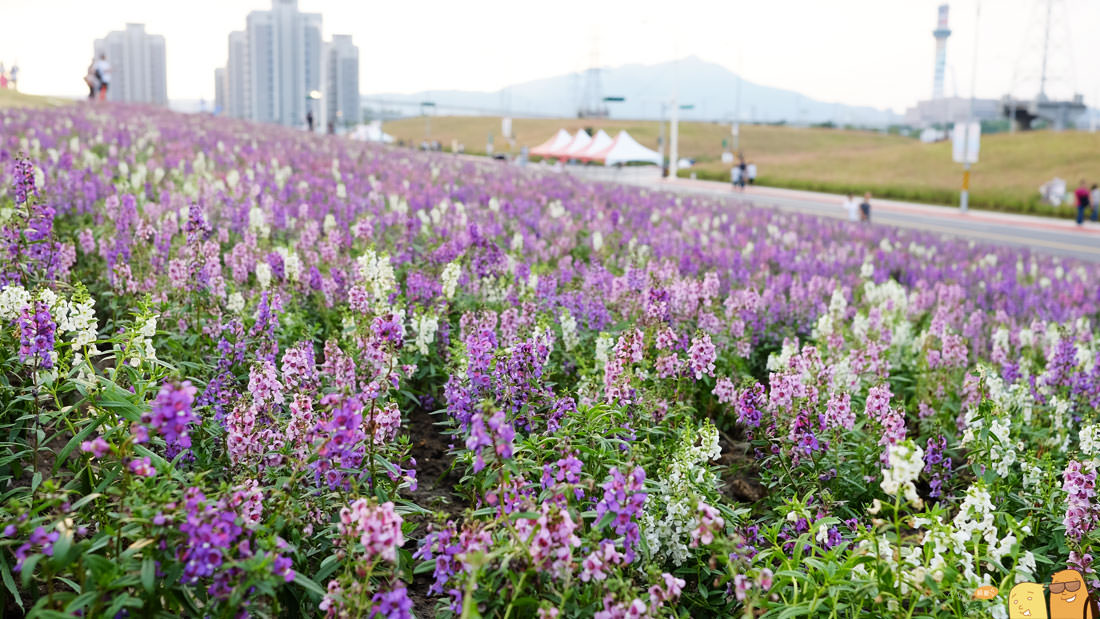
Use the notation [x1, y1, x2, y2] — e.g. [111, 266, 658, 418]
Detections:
[960, 1, 981, 213]
[421, 101, 436, 146]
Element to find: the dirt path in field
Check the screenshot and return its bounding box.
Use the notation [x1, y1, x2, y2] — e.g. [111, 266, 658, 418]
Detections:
[404, 406, 465, 617]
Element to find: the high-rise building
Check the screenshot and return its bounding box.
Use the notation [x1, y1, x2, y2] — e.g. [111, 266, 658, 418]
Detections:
[214, 68, 226, 114]
[217, 1, 359, 130]
[321, 35, 360, 130]
[225, 31, 250, 119]
[240, 0, 322, 127]
[93, 23, 168, 105]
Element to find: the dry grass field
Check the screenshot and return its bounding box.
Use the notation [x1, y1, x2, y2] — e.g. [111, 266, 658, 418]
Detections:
[383, 115, 1100, 216]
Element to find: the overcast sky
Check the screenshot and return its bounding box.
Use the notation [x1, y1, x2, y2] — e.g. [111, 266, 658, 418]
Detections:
[1, 0, 1097, 113]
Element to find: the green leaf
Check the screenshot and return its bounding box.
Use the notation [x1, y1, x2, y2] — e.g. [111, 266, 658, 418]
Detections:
[20, 554, 42, 588]
[141, 557, 155, 594]
[53, 418, 103, 473]
[294, 572, 326, 598]
[0, 552, 23, 610]
[414, 559, 437, 575]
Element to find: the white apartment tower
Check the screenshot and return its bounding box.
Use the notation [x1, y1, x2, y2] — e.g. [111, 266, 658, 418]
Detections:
[321, 35, 360, 130]
[217, 1, 358, 129]
[93, 23, 168, 105]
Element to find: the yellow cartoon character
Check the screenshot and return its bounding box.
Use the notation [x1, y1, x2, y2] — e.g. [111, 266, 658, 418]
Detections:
[1049, 569, 1097, 619]
[1009, 582, 1048, 619]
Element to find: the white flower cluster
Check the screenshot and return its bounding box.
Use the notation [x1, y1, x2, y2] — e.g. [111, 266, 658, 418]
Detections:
[0, 285, 31, 321]
[248, 206, 270, 239]
[880, 440, 924, 506]
[765, 338, 799, 372]
[412, 313, 439, 355]
[57, 296, 98, 352]
[227, 292, 245, 314]
[811, 288, 848, 341]
[1080, 423, 1100, 457]
[276, 247, 302, 283]
[255, 262, 272, 289]
[560, 311, 579, 352]
[441, 261, 461, 300]
[641, 422, 722, 565]
[357, 249, 396, 303]
[594, 333, 613, 368]
[127, 314, 158, 367]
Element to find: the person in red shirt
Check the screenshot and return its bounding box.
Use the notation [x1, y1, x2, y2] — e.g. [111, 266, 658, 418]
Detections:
[1076, 180, 1091, 226]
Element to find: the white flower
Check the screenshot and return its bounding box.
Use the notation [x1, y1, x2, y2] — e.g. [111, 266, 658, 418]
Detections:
[227, 292, 245, 313]
[880, 440, 924, 506]
[356, 249, 396, 303]
[560, 311, 579, 352]
[594, 333, 613, 367]
[255, 262, 272, 289]
[248, 206, 270, 239]
[441, 262, 461, 300]
[0, 285, 31, 321]
[413, 313, 439, 355]
[591, 231, 603, 252]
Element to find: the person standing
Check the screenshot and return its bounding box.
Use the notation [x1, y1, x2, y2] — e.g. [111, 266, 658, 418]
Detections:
[737, 154, 748, 191]
[306, 110, 314, 131]
[1075, 180, 1091, 226]
[8, 64, 17, 91]
[94, 54, 111, 101]
[83, 58, 99, 99]
[731, 165, 742, 191]
[747, 162, 757, 186]
[842, 193, 859, 222]
[1091, 183, 1099, 223]
[859, 192, 872, 223]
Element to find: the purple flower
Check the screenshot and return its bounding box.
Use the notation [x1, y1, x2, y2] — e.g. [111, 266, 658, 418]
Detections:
[16, 301, 55, 369]
[143, 380, 199, 459]
[80, 436, 110, 459]
[595, 466, 647, 562]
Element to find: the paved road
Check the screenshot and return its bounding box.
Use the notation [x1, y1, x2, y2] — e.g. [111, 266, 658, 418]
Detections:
[567, 167, 1100, 262]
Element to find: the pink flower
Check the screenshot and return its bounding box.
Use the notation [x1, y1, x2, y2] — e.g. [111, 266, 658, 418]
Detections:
[80, 436, 110, 459]
[688, 332, 716, 380]
[128, 456, 156, 477]
[338, 499, 404, 563]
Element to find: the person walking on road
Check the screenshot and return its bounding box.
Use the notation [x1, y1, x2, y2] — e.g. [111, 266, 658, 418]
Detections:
[731, 165, 742, 192]
[842, 192, 859, 222]
[859, 192, 872, 223]
[94, 54, 110, 101]
[1075, 180, 1090, 226]
[737, 154, 748, 191]
[1091, 183, 1099, 223]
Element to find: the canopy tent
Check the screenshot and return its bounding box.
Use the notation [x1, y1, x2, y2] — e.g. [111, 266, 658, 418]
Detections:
[557, 130, 593, 159]
[579, 131, 662, 166]
[572, 129, 613, 161]
[350, 122, 395, 143]
[530, 129, 573, 157]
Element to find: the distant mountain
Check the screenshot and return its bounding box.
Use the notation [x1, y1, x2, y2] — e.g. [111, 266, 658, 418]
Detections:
[364, 56, 900, 126]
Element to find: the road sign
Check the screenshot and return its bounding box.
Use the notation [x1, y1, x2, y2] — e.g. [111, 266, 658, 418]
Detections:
[952, 122, 980, 164]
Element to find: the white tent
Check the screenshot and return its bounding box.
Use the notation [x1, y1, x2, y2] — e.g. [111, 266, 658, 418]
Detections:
[599, 131, 662, 166]
[351, 121, 395, 143]
[530, 129, 573, 157]
[558, 130, 593, 158]
[573, 129, 613, 161]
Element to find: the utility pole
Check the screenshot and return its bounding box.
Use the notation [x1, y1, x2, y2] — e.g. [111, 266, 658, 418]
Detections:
[1039, 0, 1052, 101]
[658, 102, 667, 175]
[960, 1, 980, 213]
[668, 58, 680, 181]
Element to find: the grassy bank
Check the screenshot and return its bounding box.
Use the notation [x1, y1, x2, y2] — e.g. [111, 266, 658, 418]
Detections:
[0, 89, 72, 110]
[382, 115, 1096, 219]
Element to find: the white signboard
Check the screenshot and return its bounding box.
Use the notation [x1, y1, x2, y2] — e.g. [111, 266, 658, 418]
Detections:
[502, 117, 512, 139]
[952, 122, 980, 164]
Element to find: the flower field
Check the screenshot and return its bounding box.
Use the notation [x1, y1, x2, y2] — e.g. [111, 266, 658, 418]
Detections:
[1, 104, 1099, 618]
